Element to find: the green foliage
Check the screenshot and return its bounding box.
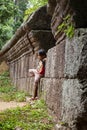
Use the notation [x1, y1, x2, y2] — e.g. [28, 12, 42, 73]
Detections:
[0, 0, 18, 49]
[24, 0, 48, 20]
[13, 0, 29, 31]
[0, 0, 28, 49]
[0, 71, 54, 129]
[59, 121, 69, 127]
[57, 14, 75, 38]
[0, 0, 48, 49]
[14, 92, 27, 102]
[0, 100, 54, 130]
[0, 20, 14, 49]
[0, 0, 18, 23]
[0, 71, 28, 102]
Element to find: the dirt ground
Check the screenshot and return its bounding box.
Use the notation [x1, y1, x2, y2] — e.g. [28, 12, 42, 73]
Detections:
[0, 101, 27, 111]
[0, 61, 27, 111]
[0, 61, 9, 74]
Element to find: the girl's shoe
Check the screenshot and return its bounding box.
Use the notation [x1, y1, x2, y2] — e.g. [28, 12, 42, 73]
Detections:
[30, 97, 35, 100]
[30, 97, 38, 101]
[35, 97, 38, 100]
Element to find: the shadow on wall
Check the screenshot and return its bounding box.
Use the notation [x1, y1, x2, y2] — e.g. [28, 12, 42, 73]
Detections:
[70, 0, 87, 28]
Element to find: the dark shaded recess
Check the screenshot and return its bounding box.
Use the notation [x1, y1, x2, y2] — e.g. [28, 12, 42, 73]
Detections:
[31, 30, 56, 52]
[77, 36, 87, 79]
[76, 119, 87, 130]
[70, 0, 87, 28]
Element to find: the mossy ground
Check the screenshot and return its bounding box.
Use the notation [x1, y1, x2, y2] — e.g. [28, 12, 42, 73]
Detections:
[0, 100, 54, 130]
[0, 71, 27, 102]
[0, 71, 54, 130]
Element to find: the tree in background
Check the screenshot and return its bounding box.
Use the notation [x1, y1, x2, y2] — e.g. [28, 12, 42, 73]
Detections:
[0, 0, 48, 49]
[0, 0, 28, 49]
[0, 0, 16, 49]
[13, 0, 28, 31]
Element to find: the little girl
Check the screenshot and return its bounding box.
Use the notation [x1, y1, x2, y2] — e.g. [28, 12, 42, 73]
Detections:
[29, 49, 46, 100]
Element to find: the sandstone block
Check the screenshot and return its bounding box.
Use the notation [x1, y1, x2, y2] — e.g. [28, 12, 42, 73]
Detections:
[45, 41, 65, 78]
[64, 29, 87, 78]
[16, 78, 27, 92]
[27, 6, 52, 30]
[41, 78, 63, 121]
[61, 78, 87, 130]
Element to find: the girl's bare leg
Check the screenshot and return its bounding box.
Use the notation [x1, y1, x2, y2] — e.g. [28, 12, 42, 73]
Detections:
[33, 82, 38, 99]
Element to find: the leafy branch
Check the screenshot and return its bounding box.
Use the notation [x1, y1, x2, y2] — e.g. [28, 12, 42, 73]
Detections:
[57, 14, 75, 38]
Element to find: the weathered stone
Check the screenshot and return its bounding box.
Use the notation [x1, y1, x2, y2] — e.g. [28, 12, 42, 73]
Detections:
[55, 124, 70, 130]
[0, 3, 56, 99]
[47, 0, 56, 15]
[16, 78, 27, 92]
[20, 56, 26, 78]
[0, 1, 87, 130]
[61, 78, 87, 130]
[51, 0, 71, 40]
[51, 0, 87, 42]
[41, 78, 63, 121]
[5, 30, 55, 62]
[41, 29, 87, 130]
[45, 41, 65, 78]
[9, 62, 15, 83]
[0, 5, 52, 59]
[27, 5, 52, 30]
[61, 79, 82, 123]
[64, 29, 87, 78]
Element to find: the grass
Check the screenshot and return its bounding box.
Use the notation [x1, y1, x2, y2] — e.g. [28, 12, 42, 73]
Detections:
[0, 71, 28, 102]
[0, 71, 54, 129]
[0, 100, 54, 130]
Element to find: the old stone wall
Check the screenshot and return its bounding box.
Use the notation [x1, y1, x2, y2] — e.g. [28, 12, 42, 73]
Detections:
[41, 41, 65, 122]
[42, 29, 87, 130]
[0, 2, 87, 130]
[0, 5, 55, 96]
[8, 29, 55, 95]
[44, 1, 87, 129]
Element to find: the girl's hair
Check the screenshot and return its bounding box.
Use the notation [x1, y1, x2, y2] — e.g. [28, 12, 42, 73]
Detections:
[38, 49, 46, 57]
